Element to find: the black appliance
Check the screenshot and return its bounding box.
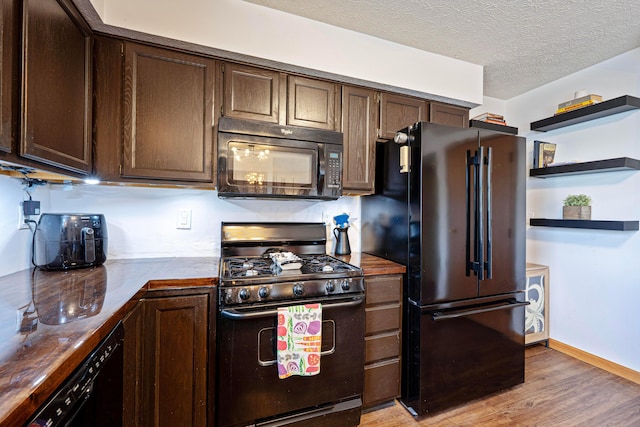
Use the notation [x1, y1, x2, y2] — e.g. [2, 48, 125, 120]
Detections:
[217, 117, 343, 200]
[361, 122, 527, 416]
[25, 322, 124, 427]
[216, 222, 365, 427]
[34, 213, 108, 270]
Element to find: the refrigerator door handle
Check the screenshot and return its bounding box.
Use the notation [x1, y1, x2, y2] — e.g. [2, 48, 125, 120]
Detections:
[477, 146, 485, 280]
[465, 150, 472, 276]
[431, 300, 529, 321]
[485, 147, 493, 279]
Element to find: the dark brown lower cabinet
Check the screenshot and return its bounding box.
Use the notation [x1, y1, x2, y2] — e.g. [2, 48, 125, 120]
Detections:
[363, 274, 402, 409]
[123, 287, 215, 427]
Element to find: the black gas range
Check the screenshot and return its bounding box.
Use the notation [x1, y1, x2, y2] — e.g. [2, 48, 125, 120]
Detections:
[216, 222, 365, 427]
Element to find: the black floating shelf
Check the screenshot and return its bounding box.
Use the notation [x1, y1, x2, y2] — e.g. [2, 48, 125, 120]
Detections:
[469, 119, 518, 135]
[530, 157, 640, 178]
[530, 218, 639, 231]
[530, 95, 640, 132]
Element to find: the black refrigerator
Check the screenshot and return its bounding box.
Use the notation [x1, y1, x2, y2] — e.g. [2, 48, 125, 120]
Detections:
[361, 121, 527, 416]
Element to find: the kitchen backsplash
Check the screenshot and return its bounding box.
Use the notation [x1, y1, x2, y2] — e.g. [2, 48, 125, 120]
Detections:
[0, 176, 360, 277]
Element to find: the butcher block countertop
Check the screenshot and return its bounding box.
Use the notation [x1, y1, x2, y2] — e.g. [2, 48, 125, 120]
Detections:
[0, 257, 218, 427]
[0, 253, 400, 425]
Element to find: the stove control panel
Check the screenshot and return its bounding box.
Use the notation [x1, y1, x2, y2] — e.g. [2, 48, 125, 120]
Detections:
[220, 277, 364, 306]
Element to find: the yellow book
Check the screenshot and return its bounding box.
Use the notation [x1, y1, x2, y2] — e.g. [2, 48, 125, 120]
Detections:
[555, 99, 597, 114]
[557, 94, 602, 109]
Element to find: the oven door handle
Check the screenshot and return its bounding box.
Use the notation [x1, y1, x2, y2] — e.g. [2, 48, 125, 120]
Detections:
[219, 296, 365, 320]
[258, 319, 336, 367]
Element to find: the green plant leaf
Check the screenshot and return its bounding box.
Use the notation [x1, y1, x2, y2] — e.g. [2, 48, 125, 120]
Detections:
[563, 194, 591, 206]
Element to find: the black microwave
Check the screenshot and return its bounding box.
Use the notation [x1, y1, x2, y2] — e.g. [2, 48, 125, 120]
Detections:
[217, 117, 343, 200]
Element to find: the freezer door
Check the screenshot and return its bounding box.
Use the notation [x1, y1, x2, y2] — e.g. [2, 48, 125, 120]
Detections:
[400, 298, 527, 416]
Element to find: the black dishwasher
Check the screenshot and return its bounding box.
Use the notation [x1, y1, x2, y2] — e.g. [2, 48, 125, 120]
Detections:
[26, 322, 124, 427]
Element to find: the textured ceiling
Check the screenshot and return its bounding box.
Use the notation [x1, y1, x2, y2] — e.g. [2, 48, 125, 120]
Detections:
[244, 0, 640, 100]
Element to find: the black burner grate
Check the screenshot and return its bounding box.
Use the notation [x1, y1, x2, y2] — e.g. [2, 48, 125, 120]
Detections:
[300, 255, 356, 274]
[225, 257, 280, 278]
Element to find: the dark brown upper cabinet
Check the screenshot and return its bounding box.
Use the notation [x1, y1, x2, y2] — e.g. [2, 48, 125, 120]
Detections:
[287, 75, 339, 130]
[220, 62, 282, 124]
[378, 93, 428, 140]
[121, 42, 215, 182]
[220, 62, 339, 130]
[20, 0, 93, 174]
[0, 0, 17, 154]
[429, 101, 469, 128]
[341, 85, 378, 194]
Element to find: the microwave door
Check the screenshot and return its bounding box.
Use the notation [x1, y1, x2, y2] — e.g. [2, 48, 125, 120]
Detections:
[220, 137, 318, 198]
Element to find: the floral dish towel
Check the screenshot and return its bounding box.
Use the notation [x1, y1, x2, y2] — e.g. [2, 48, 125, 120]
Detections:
[277, 303, 322, 379]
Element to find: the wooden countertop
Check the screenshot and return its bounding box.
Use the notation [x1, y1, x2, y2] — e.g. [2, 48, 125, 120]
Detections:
[0, 252, 400, 425]
[337, 253, 406, 276]
[0, 257, 218, 427]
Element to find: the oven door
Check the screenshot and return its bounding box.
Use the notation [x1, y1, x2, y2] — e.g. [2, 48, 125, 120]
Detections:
[216, 296, 365, 427]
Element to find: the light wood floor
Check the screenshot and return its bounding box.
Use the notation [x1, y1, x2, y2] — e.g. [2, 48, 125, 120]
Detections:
[360, 344, 640, 426]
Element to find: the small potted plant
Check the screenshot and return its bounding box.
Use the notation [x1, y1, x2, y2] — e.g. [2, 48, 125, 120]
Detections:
[563, 194, 591, 220]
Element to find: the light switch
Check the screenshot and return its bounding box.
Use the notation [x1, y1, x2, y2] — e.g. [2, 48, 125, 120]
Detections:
[177, 209, 192, 229]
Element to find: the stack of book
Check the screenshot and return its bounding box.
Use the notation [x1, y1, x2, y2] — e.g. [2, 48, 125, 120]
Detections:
[555, 94, 602, 115]
[471, 112, 507, 126]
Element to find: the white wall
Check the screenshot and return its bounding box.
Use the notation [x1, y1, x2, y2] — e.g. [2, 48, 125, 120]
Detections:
[469, 96, 507, 122]
[506, 47, 640, 373]
[0, 178, 360, 277]
[0, 178, 52, 274]
[90, 0, 483, 106]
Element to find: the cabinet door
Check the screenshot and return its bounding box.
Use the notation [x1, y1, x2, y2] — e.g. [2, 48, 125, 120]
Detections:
[92, 36, 123, 182]
[123, 43, 214, 182]
[221, 62, 281, 123]
[141, 294, 209, 427]
[0, 0, 16, 154]
[341, 85, 377, 194]
[379, 93, 428, 140]
[287, 75, 338, 130]
[430, 101, 469, 128]
[20, 0, 92, 173]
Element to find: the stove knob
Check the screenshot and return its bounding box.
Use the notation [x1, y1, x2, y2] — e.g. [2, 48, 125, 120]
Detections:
[258, 287, 270, 299]
[325, 281, 335, 293]
[293, 283, 305, 297]
[341, 279, 351, 291]
[239, 288, 251, 301]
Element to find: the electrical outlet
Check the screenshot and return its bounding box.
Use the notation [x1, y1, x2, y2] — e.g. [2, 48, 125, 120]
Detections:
[176, 208, 192, 229]
[17, 205, 29, 230]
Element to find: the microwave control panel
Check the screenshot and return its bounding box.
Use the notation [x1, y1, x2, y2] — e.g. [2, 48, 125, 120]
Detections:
[326, 150, 342, 188]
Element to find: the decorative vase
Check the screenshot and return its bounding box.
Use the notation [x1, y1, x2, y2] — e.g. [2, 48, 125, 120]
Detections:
[563, 206, 591, 220]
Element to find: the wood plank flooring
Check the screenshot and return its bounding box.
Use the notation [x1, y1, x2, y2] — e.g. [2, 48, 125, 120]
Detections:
[360, 344, 640, 426]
